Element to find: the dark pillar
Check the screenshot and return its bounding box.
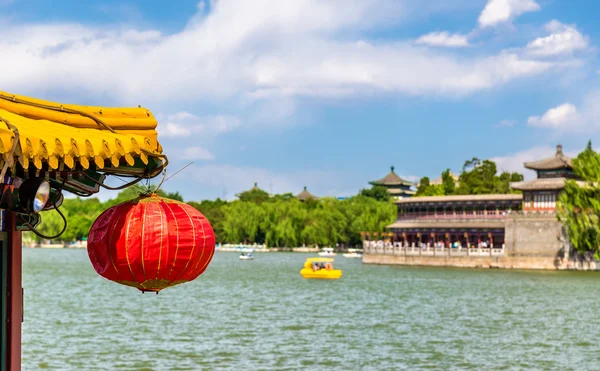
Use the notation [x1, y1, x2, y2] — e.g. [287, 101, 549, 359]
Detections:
[6, 212, 22, 371]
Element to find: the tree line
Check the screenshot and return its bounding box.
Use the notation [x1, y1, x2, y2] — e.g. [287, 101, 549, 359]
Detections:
[26, 156, 525, 247]
[28, 186, 396, 248]
[415, 159, 524, 197]
[557, 141, 600, 258]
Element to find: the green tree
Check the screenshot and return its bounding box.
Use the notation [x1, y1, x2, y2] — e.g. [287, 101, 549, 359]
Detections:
[261, 199, 307, 247]
[237, 188, 270, 204]
[416, 177, 431, 196]
[37, 207, 70, 241]
[188, 199, 227, 243]
[441, 169, 456, 195]
[222, 201, 265, 243]
[416, 177, 444, 196]
[456, 159, 523, 195]
[557, 141, 600, 257]
[166, 191, 184, 201]
[360, 185, 390, 202]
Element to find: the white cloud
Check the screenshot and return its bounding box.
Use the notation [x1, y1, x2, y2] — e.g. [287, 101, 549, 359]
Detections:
[526, 91, 600, 133]
[527, 103, 578, 128]
[526, 20, 588, 57]
[415, 31, 469, 47]
[249, 45, 555, 98]
[478, 0, 540, 28]
[157, 112, 241, 139]
[181, 146, 215, 161]
[0, 0, 569, 105]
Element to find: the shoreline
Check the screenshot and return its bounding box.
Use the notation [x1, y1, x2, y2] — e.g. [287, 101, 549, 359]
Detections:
[363, 251, 600, 271]
[217, 247, 322, 253]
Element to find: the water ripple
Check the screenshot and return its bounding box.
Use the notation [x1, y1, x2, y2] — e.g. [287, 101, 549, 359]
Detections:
[21, 249, 600, 370]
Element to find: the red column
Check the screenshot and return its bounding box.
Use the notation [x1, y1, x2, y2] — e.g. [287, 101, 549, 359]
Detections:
[6, 212, 22, 371]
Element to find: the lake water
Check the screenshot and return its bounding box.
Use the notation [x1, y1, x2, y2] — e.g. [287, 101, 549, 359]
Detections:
[22, 249, 600, 370]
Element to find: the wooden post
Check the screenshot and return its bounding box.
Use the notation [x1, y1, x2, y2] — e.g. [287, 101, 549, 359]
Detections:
[6, 212, 22, 371]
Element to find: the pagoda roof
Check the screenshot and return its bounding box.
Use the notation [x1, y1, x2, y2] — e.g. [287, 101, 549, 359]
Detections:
[235, 182, 265, 197]
[524, 145, 572, 171]
[370, 166, 414, 186]
[296, 186, 319, 201]
[0, 90, 164, 195]
[510, 178, 585, 191]
[430, 171, 459, 185]
[388, 188, 415, 196]
[394, 194, 522, 204]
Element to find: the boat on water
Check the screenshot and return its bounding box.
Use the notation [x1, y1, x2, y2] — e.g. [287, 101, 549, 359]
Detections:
[317, 247, 336, 257]
[239, 248, 254, 260]
[239, 252, 254, 260]
[343, 248, 363, 258]
[300, 258, 342, 279]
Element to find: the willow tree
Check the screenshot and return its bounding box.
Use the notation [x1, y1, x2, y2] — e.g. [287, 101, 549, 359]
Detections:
[557, 141, 600, 258]
[261, 199, 307, 247]
[301, 198, 346, 246]
[222, 201, 265, 244]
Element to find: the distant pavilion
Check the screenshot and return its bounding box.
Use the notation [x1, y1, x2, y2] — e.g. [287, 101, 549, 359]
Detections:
[430, 171, 459, 186]
[296, 186, 319, 201]
[511, 144, 584, 212]
[369, 166, 415, 199]
[235, 182, 268, 198]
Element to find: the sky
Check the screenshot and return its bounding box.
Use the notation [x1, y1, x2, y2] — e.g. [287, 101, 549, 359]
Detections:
[1, 0, 599, 201]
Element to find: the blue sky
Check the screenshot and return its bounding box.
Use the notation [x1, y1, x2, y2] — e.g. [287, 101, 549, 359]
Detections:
[1, 0, 599, 201]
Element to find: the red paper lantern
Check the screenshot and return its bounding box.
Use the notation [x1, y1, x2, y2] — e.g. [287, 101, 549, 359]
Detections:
[87, 194, 215, 293]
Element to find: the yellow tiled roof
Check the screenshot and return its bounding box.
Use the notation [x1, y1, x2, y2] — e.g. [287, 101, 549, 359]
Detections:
[0, 90, 162, 172]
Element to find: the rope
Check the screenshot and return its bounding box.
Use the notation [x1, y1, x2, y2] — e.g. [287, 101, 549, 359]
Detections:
[71, 150, 169, 191]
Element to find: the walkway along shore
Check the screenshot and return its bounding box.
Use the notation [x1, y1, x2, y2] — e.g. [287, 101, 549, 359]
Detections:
[216, 244, 328, 253]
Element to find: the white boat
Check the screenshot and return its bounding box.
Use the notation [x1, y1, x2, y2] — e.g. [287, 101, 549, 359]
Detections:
[343, 248, 363, 258]
[317, 247, 336, 257]
[239, 253, 253, 260]
[239, 248, 254, 260]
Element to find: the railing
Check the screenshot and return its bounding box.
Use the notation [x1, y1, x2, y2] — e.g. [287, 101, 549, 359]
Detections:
[397, 211, 508, 220]
[363, 241, 505, 257]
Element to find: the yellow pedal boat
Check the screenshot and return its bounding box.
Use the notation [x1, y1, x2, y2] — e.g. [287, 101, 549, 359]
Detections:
[300, 258, 342, 279]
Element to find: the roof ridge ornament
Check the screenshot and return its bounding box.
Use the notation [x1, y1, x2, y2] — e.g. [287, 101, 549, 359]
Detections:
[391, 166, 395, 173]
[556, 144, 563, 156]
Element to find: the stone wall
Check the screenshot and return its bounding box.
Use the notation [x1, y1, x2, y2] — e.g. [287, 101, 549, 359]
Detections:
[363, 254, 560, 269]
[504, 213, 564, 257]
[363, 253, 600, 270]
[364, 212, 600, 270]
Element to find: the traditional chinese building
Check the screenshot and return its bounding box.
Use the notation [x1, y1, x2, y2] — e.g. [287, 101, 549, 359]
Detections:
[369, 166, 415, 199]
[296, 186, 318, 201]
[387, 194, 522, 248]
[363, 144, 589, 270]
[510, 144, 583, 212]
